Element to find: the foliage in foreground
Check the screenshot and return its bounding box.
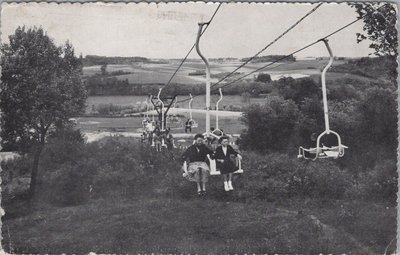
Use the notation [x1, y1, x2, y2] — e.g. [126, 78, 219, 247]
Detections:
[1, 133, 396, 254]
[2, 132, 396, 208]
[0, 26, 87, 197]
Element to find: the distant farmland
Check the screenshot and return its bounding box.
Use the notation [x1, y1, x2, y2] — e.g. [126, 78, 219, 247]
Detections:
[82, 59, 340, 85]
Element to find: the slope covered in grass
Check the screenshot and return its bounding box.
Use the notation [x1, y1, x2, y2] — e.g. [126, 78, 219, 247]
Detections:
[7, 196, 382, 254]
[1, 136, 396, 254]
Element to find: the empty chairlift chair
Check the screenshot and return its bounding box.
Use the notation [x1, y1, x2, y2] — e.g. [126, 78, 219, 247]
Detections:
[188, 93, 198, 128]
[297, 39, 348, 160]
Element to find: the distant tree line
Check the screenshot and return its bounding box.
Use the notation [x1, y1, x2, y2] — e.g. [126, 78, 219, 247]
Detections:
[82, 55, 168, 66]
[241, 55, 296, 63]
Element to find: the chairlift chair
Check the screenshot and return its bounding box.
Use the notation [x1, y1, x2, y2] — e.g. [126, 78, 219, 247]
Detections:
[145, 96, 150, 119]
[188, 93, 198, 128]
[171, 97, 179, 120]
[207, 154, 244, 176]
[156, 88, 168, 149]
[167, 97, 183, 128]
[181, 155, 243, 176]
[211, 88, 225, 139]
[181, 23, 244, 176]
[297, 39, 348, 160]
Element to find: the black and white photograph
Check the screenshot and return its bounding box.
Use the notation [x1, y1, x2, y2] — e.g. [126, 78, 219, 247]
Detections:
[0, 1, 398, 254]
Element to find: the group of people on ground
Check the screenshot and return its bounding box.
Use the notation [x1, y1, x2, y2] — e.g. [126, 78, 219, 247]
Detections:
[181, 133, 242, 195]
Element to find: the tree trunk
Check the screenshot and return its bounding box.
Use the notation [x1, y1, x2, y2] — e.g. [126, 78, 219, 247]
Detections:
[28, 145, 43, 199]
[28, 129, 47, 199]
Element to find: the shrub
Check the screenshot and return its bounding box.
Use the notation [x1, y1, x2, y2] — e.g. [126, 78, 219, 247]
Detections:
[241, 151, 351, 200]
[358, 87, 397, 156]
[255, 73, 272, 83]
[241, 96, 299, 153]
[358, 159, 397, 204]
[1, 155, 29, 183]
[41, 126, 86, 170]
[49, 159, 98, 206]
[274, 77, 320, 104]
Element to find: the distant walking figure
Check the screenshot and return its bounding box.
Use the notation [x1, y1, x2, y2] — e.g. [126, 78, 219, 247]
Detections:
[181, 134, 214, 195]
[215, 136, 242, 191]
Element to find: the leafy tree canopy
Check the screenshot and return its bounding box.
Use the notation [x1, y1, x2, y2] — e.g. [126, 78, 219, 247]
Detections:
[0, 26, 87, 151]
[351, 3, 397, 56]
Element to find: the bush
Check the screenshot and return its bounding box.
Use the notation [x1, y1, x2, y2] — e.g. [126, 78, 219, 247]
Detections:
[41, 126, 86, 170]
[49, 159, 98, 206]
[241, 152, 351, 200]
[1, 155, 29, 183]
[255, 73, 272, 83]
[41, 137, 185, 205]
[274, 77, 320, 104]
[358, 159, 397, 204]
[241, 96, 299, 152]
[358, 87, 397, 156]
[293, 161, 351, 199]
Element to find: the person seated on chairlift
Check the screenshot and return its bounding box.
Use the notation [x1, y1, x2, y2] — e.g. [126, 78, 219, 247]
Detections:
[147, 130, 153, 144]
[207, 127, 216, 143]
[207, 127, 220, 149]
[185, 119, 192, 133]
[153, 127, 162, 152]
[213, 128, 223, 137]
[165, 128, 174, 150]
[215, 136, 242, 192]
[181, 134, 214, 196]
[141, 132, 147, 143]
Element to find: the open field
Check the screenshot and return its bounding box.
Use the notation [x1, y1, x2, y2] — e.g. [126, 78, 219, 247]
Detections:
[82, 59, 347, 85]
[86, 95, 266, 113]
[77, 110, 246, 134]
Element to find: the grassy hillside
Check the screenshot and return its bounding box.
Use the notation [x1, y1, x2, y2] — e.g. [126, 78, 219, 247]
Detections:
[6, 196, 391, 254]
[1, 137, 396, 254]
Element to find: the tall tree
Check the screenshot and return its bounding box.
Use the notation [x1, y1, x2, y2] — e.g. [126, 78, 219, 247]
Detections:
[351, 3, 397, 56]
[0, 26, 87, 197]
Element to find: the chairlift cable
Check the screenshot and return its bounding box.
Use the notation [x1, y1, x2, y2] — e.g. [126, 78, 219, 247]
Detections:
[211, 3, 323, 88]
[163, 3, 222, 90]
[175, 3, 391, 104]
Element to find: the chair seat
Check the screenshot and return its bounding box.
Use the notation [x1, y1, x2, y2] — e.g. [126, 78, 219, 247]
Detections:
[210, 168, 244, 176]
[322, 150, 339, 157]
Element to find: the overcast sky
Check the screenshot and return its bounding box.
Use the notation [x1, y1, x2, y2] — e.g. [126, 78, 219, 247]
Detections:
[1, 2, 380, 59]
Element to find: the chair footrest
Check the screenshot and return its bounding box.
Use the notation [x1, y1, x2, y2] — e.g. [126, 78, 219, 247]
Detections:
[210, 169, 244, 176]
